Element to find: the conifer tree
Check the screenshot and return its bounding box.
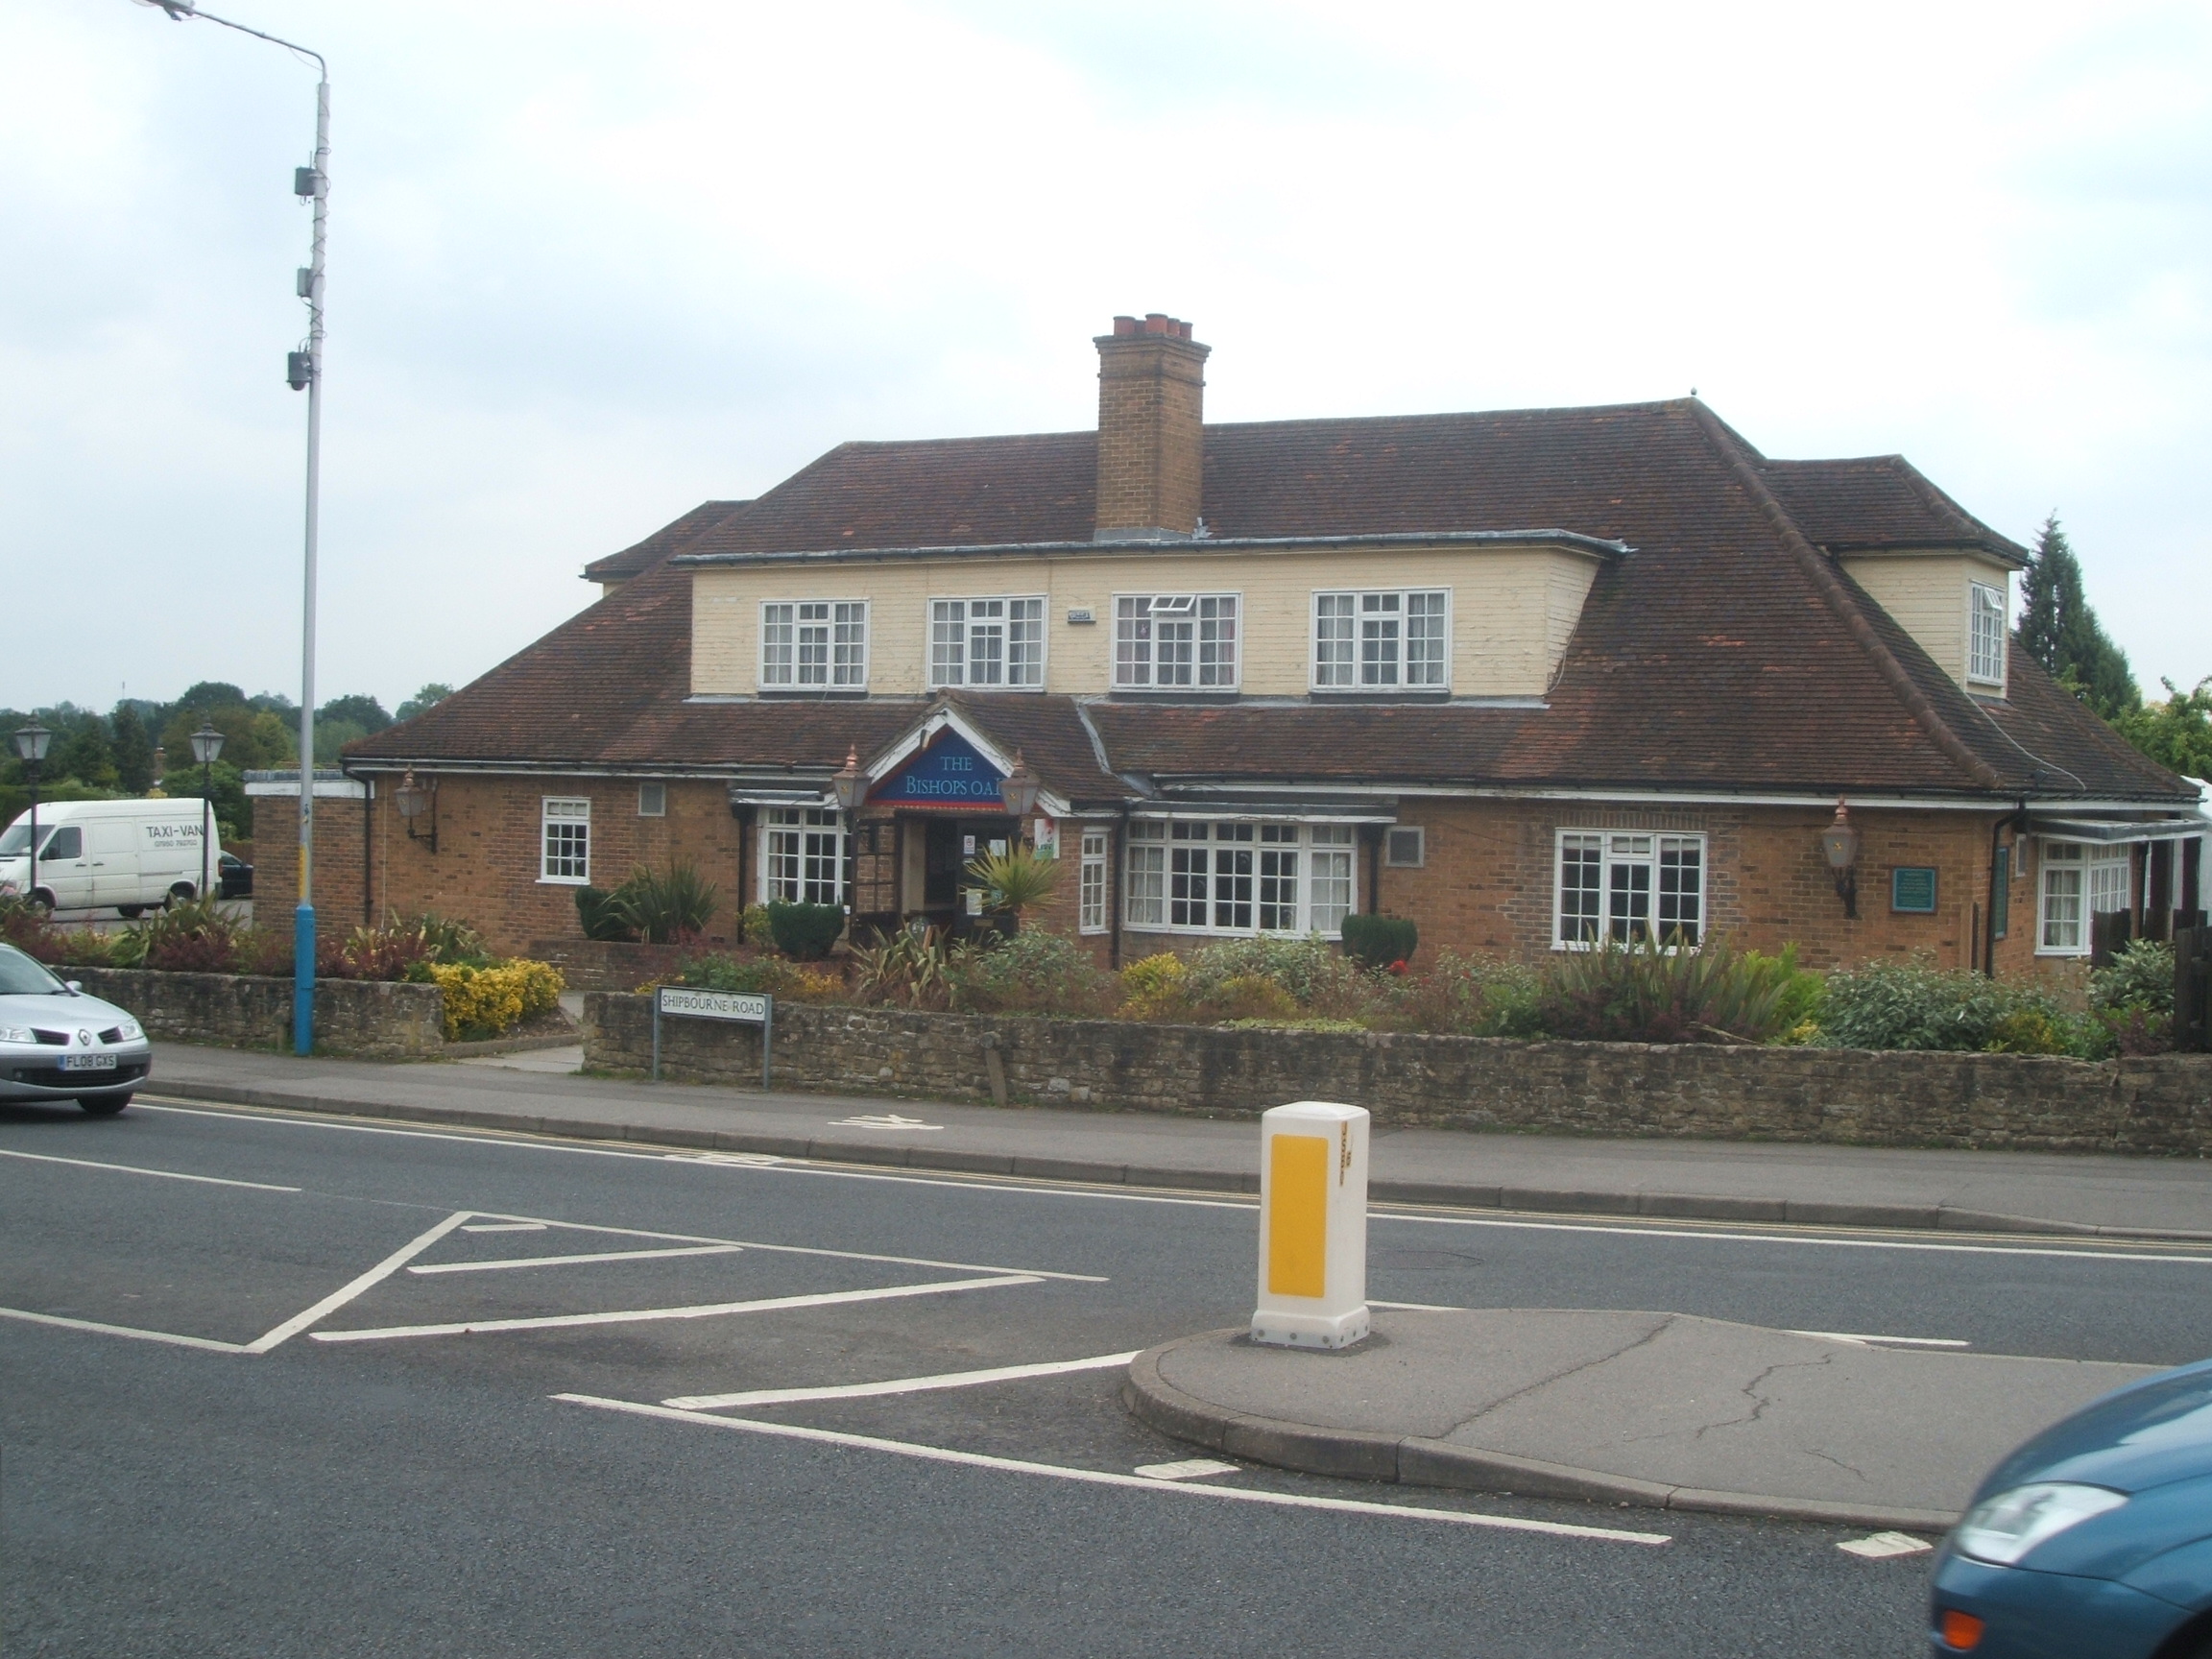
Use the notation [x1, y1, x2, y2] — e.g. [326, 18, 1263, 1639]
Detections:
[2015, 515, 2138, 717]
[111, 703, 156, 794]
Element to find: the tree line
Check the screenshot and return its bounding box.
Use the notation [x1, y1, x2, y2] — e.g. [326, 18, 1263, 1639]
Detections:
[0, 682, 455, 844]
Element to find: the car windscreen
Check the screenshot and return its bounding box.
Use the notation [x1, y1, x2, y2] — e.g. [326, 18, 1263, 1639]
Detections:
[0, 823, 36, 857]
[0, 945, 65, 996]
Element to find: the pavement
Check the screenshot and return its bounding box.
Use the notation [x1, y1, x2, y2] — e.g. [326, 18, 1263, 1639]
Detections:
[142, 1040, 2212, 1240]
[1125, 1309, 2159, 1530]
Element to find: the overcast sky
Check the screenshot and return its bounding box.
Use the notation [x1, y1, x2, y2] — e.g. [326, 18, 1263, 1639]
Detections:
[5, 0, 2206, 715]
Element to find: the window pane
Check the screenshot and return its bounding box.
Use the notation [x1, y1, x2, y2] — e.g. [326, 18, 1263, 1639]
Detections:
[1608, 861, 1652, 943]
[1126, 838, 1166, 925]
[832, 602, 867, 686]
[1658, 837, 1702, 948]
[930, 600, 965, 685]
[1259, 845, 1299, 931]
[1557, 833, 1600, 944]
[542, 799, 590, 881]
[1080, 829, 1108, 931]
[1199, 596, 1238, 686]
[2042, 865, 2082, 950]
[1407, 591, 1448, 685]
[796, 601, 830, 685]
[1315, 594, 1355, 686]
[761, 603, 794, 685]
[1009, 598, 1045, 686]
[1168, 828, 1208, 926]
[1359, 590, 1402, 685]
[1310, 846, 1353, 933]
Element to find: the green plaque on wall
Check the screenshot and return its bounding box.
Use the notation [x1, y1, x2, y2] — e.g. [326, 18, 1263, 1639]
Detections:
[1891, 866, 1938, 914]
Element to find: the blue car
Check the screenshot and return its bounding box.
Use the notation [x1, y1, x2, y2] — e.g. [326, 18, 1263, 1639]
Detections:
[1930, 1356, 2212, 1657]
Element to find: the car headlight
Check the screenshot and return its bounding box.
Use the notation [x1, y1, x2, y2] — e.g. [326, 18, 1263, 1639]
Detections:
[0, 1025, 35, 1044]
[116, 1019, 143, 1042]
[1955, 1482, 2128, 1565]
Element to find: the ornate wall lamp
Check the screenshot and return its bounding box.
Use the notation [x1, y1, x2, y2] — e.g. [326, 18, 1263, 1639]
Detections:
[394, 768, 438, 854]
[1821, 799, 1860, 919]
[998, 750, 1042, 822]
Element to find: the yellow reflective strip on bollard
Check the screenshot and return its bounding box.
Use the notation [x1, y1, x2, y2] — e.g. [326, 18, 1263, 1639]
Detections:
[1267, 1134, 1330, 1298]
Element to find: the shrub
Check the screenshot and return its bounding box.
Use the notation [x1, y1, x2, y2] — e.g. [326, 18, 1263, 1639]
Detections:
[662, 951, 842, 1002]
[2091, 939, 2175, 1016]
[965, 847, 1062, 918]
[1533, 934, 1796, 1045]
[426, 959, 565, 1042]
[0, 897, 75, 965]
[135, 897, 243, 974]
[1369, 950, 1544, 1037]
[765, 901, 844, 960]
[1204, 973, 1301, 1023]
[1184, 935, 1364, 1011]
[612, 861, 718, 944]
[853, 926, 961, 1010]
[1340, 913, 1418, 972]
[948, 928, 1116, 1016]
[1119, 952, 1192, 1021]
[1741, 945, 1825, 1044]
[576, 885, 635, 943]
[738, 903, 771, 947]
[1817, 960, 2103, 1056]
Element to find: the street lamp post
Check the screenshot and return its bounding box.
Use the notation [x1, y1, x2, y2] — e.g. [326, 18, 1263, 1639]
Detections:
[135, 0, 328, 1054]
[189, 720, 226, 902]
[11, 722, 53, 913]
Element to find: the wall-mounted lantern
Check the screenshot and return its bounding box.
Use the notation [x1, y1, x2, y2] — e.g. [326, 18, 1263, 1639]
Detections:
[830, 748, 867, 817]
[998, 749, 1042, 820]
[1821, 799, 1860, 919]
[395, 768, 438, 853]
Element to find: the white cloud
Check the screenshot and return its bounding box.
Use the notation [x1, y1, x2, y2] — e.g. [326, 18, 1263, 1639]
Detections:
[2, 0, 2204, 712]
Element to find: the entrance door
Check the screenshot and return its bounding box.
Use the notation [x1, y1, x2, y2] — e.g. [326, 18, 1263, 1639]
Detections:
[918, 817, 1018, 936]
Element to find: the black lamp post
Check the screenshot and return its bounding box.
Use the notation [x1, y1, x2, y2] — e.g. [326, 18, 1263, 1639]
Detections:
[11, 720, 52, 911]
[190, 719, 225, 903]
[1821, 800, 1861, 920]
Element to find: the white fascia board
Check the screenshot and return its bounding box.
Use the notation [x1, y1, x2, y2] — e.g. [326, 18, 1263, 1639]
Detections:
[1170, 781, 2184, 814]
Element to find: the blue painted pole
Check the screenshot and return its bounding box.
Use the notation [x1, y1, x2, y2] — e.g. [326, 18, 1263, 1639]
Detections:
[295, 902, 316, 1055]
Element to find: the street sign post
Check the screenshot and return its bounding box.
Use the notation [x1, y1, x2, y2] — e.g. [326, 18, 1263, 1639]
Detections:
[652, 986, 774, 1087]
[1251, 1100, 1371, 1350]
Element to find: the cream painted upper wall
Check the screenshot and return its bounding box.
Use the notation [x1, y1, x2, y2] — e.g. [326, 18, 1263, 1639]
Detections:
[689, 542, 1610, 699]
[1841, 549, 2016, 696]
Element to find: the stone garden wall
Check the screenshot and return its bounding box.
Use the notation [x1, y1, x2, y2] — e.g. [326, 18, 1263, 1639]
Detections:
[69, 967, 445, 1059]
[583, 993, 2212, 1156]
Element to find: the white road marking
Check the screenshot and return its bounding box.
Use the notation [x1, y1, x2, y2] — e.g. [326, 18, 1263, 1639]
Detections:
[132, 1100, 2212, 1266]
[0, 1305, 249, 1354]
[1370, 1299, 1467, 1311]
[409, 1243, 747, 1275]
[1134, 1458, 1242, 1480]
[830, 1113, 943, 1131]
[665, 1152, 781, 1166]
[461, 1222, 546, 1233]
[1837, 1531, 1934, 1559]
[242, 1211, 475, 1354]
[463, 1211, 1107, 1285]
[310, 1272, 1044, 1343]
[1791, 1331, 1970, 1349]
[554, 1395, 1672, 1546]
[0, 1145, 300, 1193]
[663, 1349, 1141, 1410]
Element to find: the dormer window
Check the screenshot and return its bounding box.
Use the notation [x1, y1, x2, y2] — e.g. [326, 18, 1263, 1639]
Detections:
[929, 597, 1046, 689]
[1968, 582, 2006, 687]
[1114, 593, 1239, 689]
[1313, 589, 1449, 689]
[761, 601, 868, 690]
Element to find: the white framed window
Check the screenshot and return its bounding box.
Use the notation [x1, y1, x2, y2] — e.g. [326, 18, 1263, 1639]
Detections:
[760, 600, 868, 689]
[1385, 826, 1426, 868]
[1969, 582, 2007, 686]
[928, 597, 1046, 689]
[2037, 839, 2129, 953]
[761, 807, 845, 905]
[1124, 819, 1357, 936]
[1555, 830, 1704, 948]
[637, 782, 666, 818]
[1114, 593, 1239, 689]
[541, 798, 590, 884]
[1079, 828, 1110, 933]
[1313, 589, 1449, 689]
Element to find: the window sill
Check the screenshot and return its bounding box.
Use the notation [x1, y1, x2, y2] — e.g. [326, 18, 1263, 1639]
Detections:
[925, 684, 1046, 695]
[539, 876, 590, 887]
[1307, 687, 1453, 704]
[756, 688, 871, 700]
[1107, 688, 1242, 703]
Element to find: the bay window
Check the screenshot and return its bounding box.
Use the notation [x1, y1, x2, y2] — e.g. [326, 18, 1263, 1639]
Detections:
[2038, 840, 2128, 953]
[762, 807, 845, 904]
[1124, 819, 1356, 936]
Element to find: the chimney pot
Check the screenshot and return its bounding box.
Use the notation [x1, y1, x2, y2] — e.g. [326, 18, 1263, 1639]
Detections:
[1113, 315, 1139, 337]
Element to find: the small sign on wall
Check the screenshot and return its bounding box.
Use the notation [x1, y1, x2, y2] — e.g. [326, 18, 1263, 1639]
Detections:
[1890, 867, 1938, 914]
[1031, 818, 1059, 857]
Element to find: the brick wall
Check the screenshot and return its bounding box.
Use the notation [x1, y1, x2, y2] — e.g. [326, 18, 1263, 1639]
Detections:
[1094, 326, 1209, 536]
[583, 994, 2212, 1156]
[252, 792, 371, 928]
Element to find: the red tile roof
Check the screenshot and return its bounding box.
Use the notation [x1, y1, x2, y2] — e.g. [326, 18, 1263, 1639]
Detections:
[350, 398, 2193, 808]
[582, 500, 753, 584]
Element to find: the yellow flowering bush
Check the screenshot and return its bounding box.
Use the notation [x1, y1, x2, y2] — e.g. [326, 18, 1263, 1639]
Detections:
[427, 959, 565, 1042]
[1118, 952, 1190, 1021]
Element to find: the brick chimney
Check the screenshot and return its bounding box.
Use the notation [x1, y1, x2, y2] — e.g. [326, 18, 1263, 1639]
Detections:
[1094, 313, 1209, 541]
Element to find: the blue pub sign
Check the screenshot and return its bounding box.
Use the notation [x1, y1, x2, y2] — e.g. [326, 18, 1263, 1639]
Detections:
[868, 730, 1008, 811]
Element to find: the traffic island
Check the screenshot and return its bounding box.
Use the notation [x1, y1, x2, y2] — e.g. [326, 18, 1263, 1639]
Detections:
[1125, 1308, 2156, 1530]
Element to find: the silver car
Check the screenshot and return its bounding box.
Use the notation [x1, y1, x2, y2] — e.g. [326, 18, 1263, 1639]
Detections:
[0, 943, 152, 1116]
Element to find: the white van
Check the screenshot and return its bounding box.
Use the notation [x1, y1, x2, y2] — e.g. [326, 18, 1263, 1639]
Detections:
[0, 798, 220, 917]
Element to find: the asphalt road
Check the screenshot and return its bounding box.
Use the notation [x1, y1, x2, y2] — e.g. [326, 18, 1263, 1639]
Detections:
[5, 1094, 2209, 1657]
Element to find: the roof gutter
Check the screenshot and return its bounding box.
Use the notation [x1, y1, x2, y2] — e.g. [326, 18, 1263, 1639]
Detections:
[673, 528, 1633, 569]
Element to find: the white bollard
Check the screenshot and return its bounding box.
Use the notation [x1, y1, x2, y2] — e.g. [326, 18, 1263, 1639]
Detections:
[1250, 1100, 1370, 1349]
